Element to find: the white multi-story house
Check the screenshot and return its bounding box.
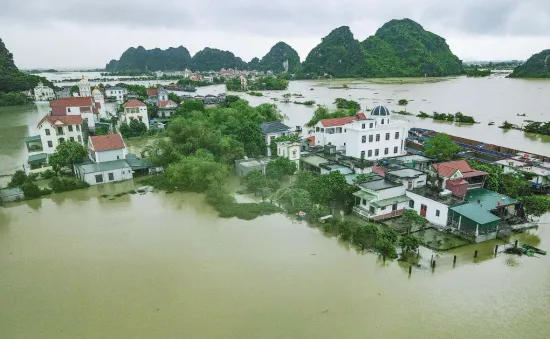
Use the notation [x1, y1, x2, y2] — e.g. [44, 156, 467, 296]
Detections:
[92, 88, 107, 117]
[122, 99, 149, 129]
[311, 106, 407, 160]
[105, 86, 127, 102]
[276, 141, 301, 170]
[34, 82, 56, 101]
[37, 115, 84, 153]
[50, 97, 100, 130]
[183, 69, 192, 78]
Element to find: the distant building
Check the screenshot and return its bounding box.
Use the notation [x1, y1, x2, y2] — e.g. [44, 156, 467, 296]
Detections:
[34, 82, 56, 101]
[49, 97, 101, 130]
[203, 75, 214, 83]
[240, 75, 247, 90]
[146, 88, 158, 102]
[105, 86, 127, 102]
[55, 86, 72, 99]
[430, 160, 488, 197]
[78, 75, 91, 97]
[183, 69, 192, 78]
[122, 99, 149, 129]
[189, 73, 202, 81]
[92, 88, 107, 117]
[157, 100, 178, 117]
[260, 121, 291, 156]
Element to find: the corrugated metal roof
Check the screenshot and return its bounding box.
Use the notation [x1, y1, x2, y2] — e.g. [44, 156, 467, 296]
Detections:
[371, 195, 410, 208]
[24, 135, 41, 143]
[76, 159, 130, 174]
[450, 203, 501, 225]
[28, 153, 48, 163]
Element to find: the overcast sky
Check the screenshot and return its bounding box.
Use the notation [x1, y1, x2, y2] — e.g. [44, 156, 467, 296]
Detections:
[2, 0, 550, 69]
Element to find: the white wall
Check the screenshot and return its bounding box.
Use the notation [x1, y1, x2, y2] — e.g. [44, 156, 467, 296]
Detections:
[345, 119, 407, 160]
[39, 123, 84, 154]
[265, 132, 286, 156]
[313, 123, 347, 150]
[405, 191, 450, 226]
[81, 167, 133, 185]
[123, 106, 149, 129]
[94, 149, 127, 163]
[377, 185, 406, 200]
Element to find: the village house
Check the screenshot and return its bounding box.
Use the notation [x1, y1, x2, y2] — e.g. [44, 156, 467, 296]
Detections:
[494, 154, 550, 193]
[78, 75, 92, 97]
[202, 75, 214, 83]
[105, 86, 127, 102]
[157, 99, 178, 117]
[240, 75, 247, 90]
[122, 99, 149, 129]
[430, 160, 488, 197]
[260, 121, 291, 156]
[276, 141, 301, 170]
[74, 134, 133, 185]
[55, 86, 72, 99]
[34, 82, 56, 101]
[183, 69, 192, 78]
[49, 96, 101, 130]
[311, 106, 408, 161]
[189, 73, 201, 82]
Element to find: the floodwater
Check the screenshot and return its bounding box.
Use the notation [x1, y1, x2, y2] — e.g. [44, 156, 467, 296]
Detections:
[0, 183, 549, 339]
[2, 74, 550, 338]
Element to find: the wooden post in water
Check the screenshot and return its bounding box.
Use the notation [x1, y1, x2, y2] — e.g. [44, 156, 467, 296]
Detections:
[408, 266, 412, 276]
[432, 260, 436, 269]
[514, 239, 518, 249]
[494, 245, 499, 255]
[417, 249, 420, 258]
[474, 250, 478, 258]
[453, 255, 457, 266]
[430, 254, 434, 265]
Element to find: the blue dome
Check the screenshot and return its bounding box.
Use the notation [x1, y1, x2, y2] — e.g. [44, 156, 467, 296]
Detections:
[371, 105, 390, 116]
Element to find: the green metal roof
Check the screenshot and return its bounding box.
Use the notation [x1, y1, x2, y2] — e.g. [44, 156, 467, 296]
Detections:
[24, 135, 41, 143]
[126, 157, 152, 170]
[464, 188, 518, 209]
[450, 203, 501, 225]
[76, 159, 130, 174]
[28, 153, 48, 163]
[353, 190, 377, 201]
[371, 195, 410, 208]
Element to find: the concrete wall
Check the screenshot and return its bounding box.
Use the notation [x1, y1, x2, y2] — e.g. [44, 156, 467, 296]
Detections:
[377, 185, 406, 201]
[345, 120, 407, 160]
[313, 123, 347, 150]
[81, 167, 133, 185]
[405, 191, 450, 226]
[39, 123, 84, 155]
[94, 149, 126, 163]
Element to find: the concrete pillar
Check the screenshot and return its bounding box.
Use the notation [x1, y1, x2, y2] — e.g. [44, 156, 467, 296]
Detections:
[475, 224, 479, 237]
[457, 215, 462, 230]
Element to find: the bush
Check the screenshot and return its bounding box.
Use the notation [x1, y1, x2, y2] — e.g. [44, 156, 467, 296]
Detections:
[41, 169, 56, 179]
[205, 186, 282, 220]
[21, 181, 42, 199]
[49, 177, 90, 193]
[398, 99, 408, 105]
[8, 170, 28, 187]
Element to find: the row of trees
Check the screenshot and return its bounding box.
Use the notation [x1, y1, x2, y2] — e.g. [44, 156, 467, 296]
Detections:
[226, 76, 289, 91]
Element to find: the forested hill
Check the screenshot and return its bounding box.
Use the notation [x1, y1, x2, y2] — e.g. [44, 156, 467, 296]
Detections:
[509, 49, 550, 78]
[105, 46, 192, 72]
[191, 48, 248, 71]
[0, 38, 51, 93]
[299, 18, 463, 78]
[256, 42, 301, 74]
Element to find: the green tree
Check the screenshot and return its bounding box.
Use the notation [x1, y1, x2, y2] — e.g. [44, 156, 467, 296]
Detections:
[379, 227, 398, 243]
[241, 170, 267, 192]
[129, 119, 148, 137]
[273, 187, 312, 213]
[500, 173, 532, 199]
[8, 170, 29, 187]
[402, 209, 427, 233]
[522, 196, 550, 218]
[20, 181, 42, 199]
[48, 141, 87, 174]
[166, 150, 229, 192]
[266, 157, 297, 180]
[176, 100, 205, 115]
[140, 139, 181, 168]
[334, 98, 361, 111]
[306, 106, 356, 127]
[168, 92, 181, 104]
[424, 133, 461, 162]
[353, 223, 379, 250]
[398, 99, 408, 106]
[399, 234, 421, 253]
[375, 238, 398, 259]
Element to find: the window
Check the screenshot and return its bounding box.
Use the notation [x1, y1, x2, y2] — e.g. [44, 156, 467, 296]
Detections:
[368, 150, 372, 157]
[67, 108, 71, 113]
[362, 199, 367, 206]
[381, 206, 386, 211]
[58, 138, 65, 143]
[70, 137, 74, 142]
[362, 123, 366, 129]
[316, 127, 320, 132]
[384, 148, 389, 155]
[76, 125, 80, 132]
[292, 150, 297, 158]
[395, 132, 400, 139]
[95, 174, 103, 183]
[108, 173, 114, 181]
[57, 127, 63, 135]
[45, 129, 50, 136]
[370, 206, 375, 213]
[394, 146, 398, 154]
[376, 134, 380, 141]
[336, 127, 342, 133]
[385, 133, 390, 140]
[409, 200, 414, 208]
[360, 151, 365, 158]
[327, 128, 335, 134]
[375, 149, 379, 156]
[78, 135, 82, 143]
[47, 141, 53, 147]
[270, 135, 276, 140]
[436, 210, 440, 217]
[369, 123, 373, 128]
[362, 135, 366, 143]
[320, 128, 324, 133]
[68, 125, 73, 132]
[369, 135, 373, 142]
[381, 119, 384, 125]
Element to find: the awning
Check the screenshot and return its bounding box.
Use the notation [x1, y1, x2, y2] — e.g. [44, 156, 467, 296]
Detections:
[371, 195, 410, 208]
[28, 153, 48, 163]
[24, 135, 41, 143]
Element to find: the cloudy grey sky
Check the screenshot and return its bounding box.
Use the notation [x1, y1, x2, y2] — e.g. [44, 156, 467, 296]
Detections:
[2, 0, 550, 69]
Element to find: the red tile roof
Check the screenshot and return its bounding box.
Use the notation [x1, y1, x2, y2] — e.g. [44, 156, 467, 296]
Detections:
[123, 99, 146, 108]
[147, 89, 158, 96]
[50, 97, 93, 107]
[319, 113, 366, 127]
[89, 134, 125, 151]
[306, 136, 315, 144]
[157, 100, 178, 108]
[433, 164, 459, 178]
[38, 115, 83, 128]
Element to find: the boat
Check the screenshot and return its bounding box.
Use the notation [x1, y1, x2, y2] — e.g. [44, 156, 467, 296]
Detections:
[488, 122, 495, 126]
[521, 244, 546, 255]
[296, 211, 306, 219]
[517, 113, 526, 117]
[182, 85, 197, 92]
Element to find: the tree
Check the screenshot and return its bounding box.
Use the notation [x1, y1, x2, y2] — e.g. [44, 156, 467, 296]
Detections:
[375, 238, 398, 259]
[353, 223, 379, 250]
[176, 100, 205, 115]
[334, 98, 361, 111]
[306, 106, 355, 127]
[70, 85, 79, 95]
[312, 171, 349, 206]
[241, 170, 267, 192]
[140, 139, 181, 168]
[166, 149, 229, 192]
[8, 170, 29, 187]
[20, 181, 42, 199]
[379, 227, 398, 244]
[168, 92, 181, 104]
[500, 173, 532, 199]
[120, 119, 148, 138]
[522, 196, 550, 219]
[399, 234, 421, 253]
[424, 133, 461, 162]
[48, 141, 87, 174]
[402, 209, 427, 234]
[265, 156, 297, 180]
[398, 99, 408, 106]
[273, 187, 312, 213]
